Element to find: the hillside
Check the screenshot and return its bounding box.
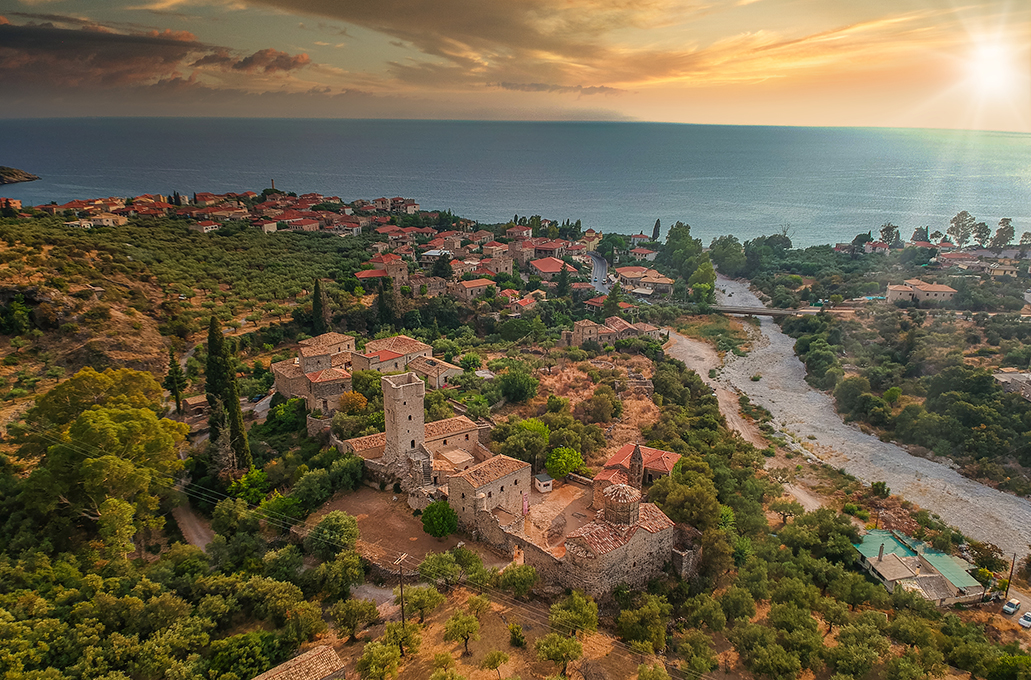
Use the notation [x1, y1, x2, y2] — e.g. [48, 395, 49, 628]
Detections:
[0, 215, 372, 423]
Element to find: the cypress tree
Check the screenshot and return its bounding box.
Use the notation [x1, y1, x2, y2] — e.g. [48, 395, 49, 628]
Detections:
[205, 317, 228, 440]
[602, 282, 622, 318]
[163, 347, 188, 415]
[555, 265, 571, 298]
[652, 218, 661, 241]
[205, 317, 250, 469]
[312, 278, 330, 335]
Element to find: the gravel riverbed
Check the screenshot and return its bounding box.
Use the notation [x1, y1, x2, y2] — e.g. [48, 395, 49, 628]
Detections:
[691, 277, 1031, 556]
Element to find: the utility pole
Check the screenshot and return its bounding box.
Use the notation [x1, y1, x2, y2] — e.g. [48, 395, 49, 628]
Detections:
[395, 553, 409, 627]
[1005, 553, 1016, 601]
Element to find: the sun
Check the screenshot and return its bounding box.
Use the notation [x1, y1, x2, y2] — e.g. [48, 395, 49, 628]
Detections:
[965, 43, 1021, 95]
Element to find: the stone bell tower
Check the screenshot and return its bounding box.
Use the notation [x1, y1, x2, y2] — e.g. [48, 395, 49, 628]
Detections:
[628, 443, 644, 490]
[382, 372, 424, 465]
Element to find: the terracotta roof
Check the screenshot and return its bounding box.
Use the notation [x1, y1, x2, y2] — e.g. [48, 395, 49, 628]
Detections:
[346, 431, 386, 453]
[251, 646, 343, 680]
[633, 322, 659, 332]
[363, 349, 404, 362]
[911, 282, 957, 293]
[408, 355, 461, 379]
[604, 316, 636, 333]
[630, 247, 656, 255]
[593, 468, 628, 485]
[604, 484, 641, 503]
[183, 395, 208, 407]
[425, 415, 478, 439]
[566, 504, 674, 555]
[604, 443, 681, 475]
[614, 266, 649, 276]
[584, 296, 605, 307]
[458, 278, 494, 288]
[355, 269, 388, 279]
[365, 334, 432, 357]
[530, 257, 576, 274]
[306, 368, 350, 383]
[299, 332, 354, 351]
[271, 359, 305, 380]
[450, 455, 529, 489]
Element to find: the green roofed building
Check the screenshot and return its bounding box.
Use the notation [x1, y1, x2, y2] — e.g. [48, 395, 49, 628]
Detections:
[853, 529, 985, 606]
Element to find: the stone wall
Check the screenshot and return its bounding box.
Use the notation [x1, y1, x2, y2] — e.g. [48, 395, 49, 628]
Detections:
[306, 415, 331, 438]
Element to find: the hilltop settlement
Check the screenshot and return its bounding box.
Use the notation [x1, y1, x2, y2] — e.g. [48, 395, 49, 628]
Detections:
[0, 188, 1030, 680]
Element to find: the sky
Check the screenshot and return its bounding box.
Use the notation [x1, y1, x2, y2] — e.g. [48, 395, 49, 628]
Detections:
[0, 0, 1028, 131]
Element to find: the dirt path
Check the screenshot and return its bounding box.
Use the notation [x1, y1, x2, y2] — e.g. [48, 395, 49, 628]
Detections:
[783, 483, 823, 512]
[664, 330, 767, 449]
[172, 503, 214, 549]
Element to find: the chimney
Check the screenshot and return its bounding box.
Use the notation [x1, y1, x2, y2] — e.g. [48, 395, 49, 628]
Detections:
[878, 543, 884, 562]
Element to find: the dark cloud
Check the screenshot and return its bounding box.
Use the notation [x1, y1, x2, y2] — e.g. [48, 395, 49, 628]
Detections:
[0, 22, 203, 87]
[494, 82, 623, 95]
[233, 48, 310, 72]
[0, 21, 310, 89]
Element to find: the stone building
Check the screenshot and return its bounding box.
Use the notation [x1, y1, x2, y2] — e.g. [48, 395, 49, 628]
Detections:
[592, 443, 681, 508]
[886, 279, 957, 304]
[449, 455, 532, 527]
[351, 334, 433, 373]
[407, 355, 463, 388]
[271, 332, 355, 413]
[251, 646, 343, 680]
[562, 318, 664, 348]
[341, 372, 493, 506]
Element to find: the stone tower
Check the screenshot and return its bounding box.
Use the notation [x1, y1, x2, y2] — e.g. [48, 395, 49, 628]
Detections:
[382, 372, 425, 465]
[628, 443, 644, 489]
[603, 483, 641, 525]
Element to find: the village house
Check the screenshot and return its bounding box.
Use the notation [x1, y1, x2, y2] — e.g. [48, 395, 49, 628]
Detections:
[853, 529, 984, 606]
[482, 255, 513, 276]
[562, 317, 661, 348]
[189, 221, 220, 233]
[482, 241, 508, 257]
[271, 332, 356, 414]
[506, 225, 533, 240]
[529, 257, 577, 281]
[450, 278, 495, 302]
[407, 355, 463, 389]
[351, 334, 433, 373]
[592, 443, 680, 507]
[409, 274, 448, 296]
[864, 241, 891, 254]
[885, 279, 957, 304]
[629, 247, 657, 262]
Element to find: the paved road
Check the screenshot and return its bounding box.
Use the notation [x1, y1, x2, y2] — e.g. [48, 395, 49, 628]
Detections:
[589, 252, 610, 294]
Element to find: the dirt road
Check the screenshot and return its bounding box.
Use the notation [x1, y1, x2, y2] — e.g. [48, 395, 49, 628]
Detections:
[665, 330, 767, 448]
[172, 504, 214, 549]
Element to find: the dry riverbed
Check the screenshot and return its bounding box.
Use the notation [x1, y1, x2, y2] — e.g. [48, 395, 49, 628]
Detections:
[691, 276, 1031, 556]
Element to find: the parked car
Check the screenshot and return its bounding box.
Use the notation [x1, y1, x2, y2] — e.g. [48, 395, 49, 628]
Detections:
[1003, 599, 1021, 615]
[1019, 612, 1031, 628]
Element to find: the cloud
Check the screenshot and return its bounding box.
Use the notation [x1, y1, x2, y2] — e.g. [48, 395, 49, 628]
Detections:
[0, 16, 9, 25]
[0, 20, 310, 89]
[233, 48, 310, 72]
[493, 82, 624, 95]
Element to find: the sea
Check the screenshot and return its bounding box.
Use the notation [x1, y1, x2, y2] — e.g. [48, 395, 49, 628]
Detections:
[2, 118, 1029, 248]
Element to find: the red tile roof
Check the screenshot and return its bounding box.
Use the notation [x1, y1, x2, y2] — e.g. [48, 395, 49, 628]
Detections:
[604, 443, 681, 475]
[363, 349, 404, 362]
[530, 257, 576, 274]
[566, 504, 674, 555]
[355, 269, 388, 279]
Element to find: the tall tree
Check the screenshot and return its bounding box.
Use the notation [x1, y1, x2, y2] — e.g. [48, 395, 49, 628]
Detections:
[602, 282, 622, 318]
[431, 255, 454, 280]
[879, 222, 900, 247]
[911, 226, 929, 242]
[652, 218, 661, 241]
[206, 316, 250, 469]
[312, 278, 330, 335]
[972, 221, 991, 248]
[162, 347, 188, 415]
[555, 266, 571, 297]
[990, 218, 1015, 254]
[947, 211, 975, 247]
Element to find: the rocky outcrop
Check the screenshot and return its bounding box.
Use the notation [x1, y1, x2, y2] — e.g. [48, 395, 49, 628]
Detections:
[0, 167, 40, 185]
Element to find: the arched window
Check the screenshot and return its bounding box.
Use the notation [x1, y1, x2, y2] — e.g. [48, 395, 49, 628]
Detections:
[410, 439, 415, 448]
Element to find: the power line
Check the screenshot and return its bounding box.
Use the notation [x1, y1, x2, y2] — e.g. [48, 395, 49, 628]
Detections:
[14, 422, 712, 679]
